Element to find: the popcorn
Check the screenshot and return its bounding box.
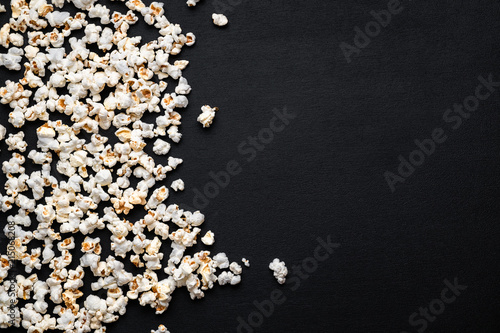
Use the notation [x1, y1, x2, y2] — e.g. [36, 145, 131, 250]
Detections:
[175, 77, 191, 95]
[186, 33, 196, 47]
[46, 11, 70, 27]
[88, 4, 110, 24]
[167, 156, 183, 169]
[152, 324, 170, 333]
[241, 258, 250, 267]
[0, 125, 6, 141]
[217, 271, 241, 286]
[9, 33, 24, 47]
[6, 132, 28, 152]
[170, 179, 184, 192]
[229, 261, 242, 275]
[201, 231, 214, 246]
[95, 169, 113, 186]
[269, 258, 288, 284]
[212, 253, 229, 269]
[0, 47, 24, 71]
[197, 105, 219, 128]
[186, 0, 201, 7]
[212, 13, 228, 27]
[0, 0, 244, 331]
[146, 186, 169, 210]
[0, 24, 10, 48]
[152, 139, 171, 155]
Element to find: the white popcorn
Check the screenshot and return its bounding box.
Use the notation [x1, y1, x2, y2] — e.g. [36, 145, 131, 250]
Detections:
[0, 47, 24, 71]
[185, 33, 196, 47]
[152, 139, 171, 155]
[9, 33, 24, 47]
[0, 5, 5, 13]
[72, 0, 98, 10]
[88, 4, 110, 24]
[146, 186, 169, 210]
[174, 60, 189, 70]
[201, 230, 214, 246]
[217, 271, 241, 286]
[229, 262, 242, 275]
[185, 211, 204, 227]
[167, 156, 183, 169]
[197, 105, 219, 128]
[175, 77, 191, 95]
[0, 125, 6, 141]
[186, 0, 201, 7]
[212, 13, 228, 27]
[0, 24, 9, 48]
[95, 169, 113, 186]
[151, 324, 170, 333]
[212, 253, 229, 269]
[170, 179, 184, 192]
[46, 11, 70, 27]
[241, 258, 250, 267]
[6, 132, 27, 152]
[83, 23, 102, 44]
[24, 45, 39, 61]
[269, 258, 288, 284]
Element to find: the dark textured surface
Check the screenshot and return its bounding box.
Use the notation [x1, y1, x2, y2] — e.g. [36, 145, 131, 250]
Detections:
[1, 0, 500, 332]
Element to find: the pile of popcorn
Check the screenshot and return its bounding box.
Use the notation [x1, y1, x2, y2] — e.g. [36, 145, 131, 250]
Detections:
[0, 0, 239, 332]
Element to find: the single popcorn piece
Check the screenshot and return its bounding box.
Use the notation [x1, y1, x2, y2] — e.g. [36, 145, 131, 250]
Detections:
[186, 0, 201, 7]
[6, 132, 27, 152]
[0, 5, 5, 12]
[153, 139, 171, 155]
[269, 258, 288, 284]
[229, 261, 242, 275]
[213, 253, 229, 269]
[152, 324, 170, 333]
[0, 47, 24, 71]
[212, 13, 228, 27]
[170, 179, 185, 192]
[241, 258, 250, 267]
[197, 105, 219, 128]
[201, 230, 215, 246]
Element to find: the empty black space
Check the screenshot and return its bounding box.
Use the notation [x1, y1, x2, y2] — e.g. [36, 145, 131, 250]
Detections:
[1, 0, 499, 332]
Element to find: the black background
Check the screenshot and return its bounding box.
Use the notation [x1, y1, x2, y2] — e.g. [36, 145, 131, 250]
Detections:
[1, 0, 500, 332]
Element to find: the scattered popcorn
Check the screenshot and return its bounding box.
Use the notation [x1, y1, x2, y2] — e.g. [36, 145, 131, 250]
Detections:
[269, 258, 288, 285]
[197, 105, 219, 128]
[0, 0, 243, 331]
[170, 179, 184, 192]
[212, 13, 228, 27]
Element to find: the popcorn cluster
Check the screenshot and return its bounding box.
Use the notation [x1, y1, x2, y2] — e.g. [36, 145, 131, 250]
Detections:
[0, 0, 244, 332]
